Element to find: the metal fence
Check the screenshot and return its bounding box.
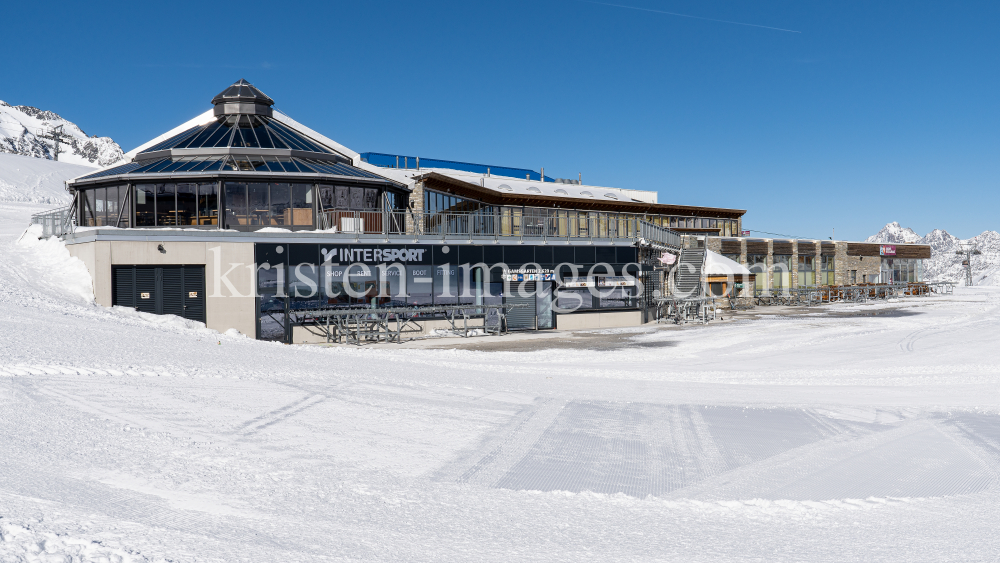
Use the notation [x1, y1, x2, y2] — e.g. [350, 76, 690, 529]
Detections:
[319, 209, 681, 248]
[36, 199, 681, 249]
[30, 205, 75, 238]
[752, 283, 914, 306]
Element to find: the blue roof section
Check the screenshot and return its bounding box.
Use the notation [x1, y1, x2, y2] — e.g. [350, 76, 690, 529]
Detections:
[360, 152, 554, 182]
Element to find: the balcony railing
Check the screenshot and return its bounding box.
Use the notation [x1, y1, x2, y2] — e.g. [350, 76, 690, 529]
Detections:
[318, 209, 680, 248]
[30, 205, 76, 238]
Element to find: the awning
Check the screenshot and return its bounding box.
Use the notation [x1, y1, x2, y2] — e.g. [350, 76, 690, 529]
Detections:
[703, 249, 751, 276]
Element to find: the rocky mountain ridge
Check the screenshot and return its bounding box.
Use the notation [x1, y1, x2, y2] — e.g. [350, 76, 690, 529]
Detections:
[867, 222, 1000, 285]
[0, 100, 124, 168]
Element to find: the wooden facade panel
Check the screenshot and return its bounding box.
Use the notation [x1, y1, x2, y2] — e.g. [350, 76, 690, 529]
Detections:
[797, 241, 820, 255]
[847, 242, 931, 258]
[895, 245, 932, 259]
[772, 241, 794, 255]
[847, 243, 881, 256]
[720, 239, 742, 254]
[820, 242, 836, 256]
[745, 241, 769, 255]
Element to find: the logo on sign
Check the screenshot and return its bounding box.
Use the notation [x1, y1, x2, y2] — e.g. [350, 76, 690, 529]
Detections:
[188, 292, 198, 298]
[322, 247, 427, 264]
[140, 292, 151, 299]
[879, 245, 897, 256]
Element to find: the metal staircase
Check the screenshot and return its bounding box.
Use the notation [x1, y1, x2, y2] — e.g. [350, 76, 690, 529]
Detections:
[674, 248, 706, 297]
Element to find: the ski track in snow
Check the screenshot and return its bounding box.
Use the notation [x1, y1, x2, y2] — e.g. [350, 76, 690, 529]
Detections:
[2, 200, 1000, 560]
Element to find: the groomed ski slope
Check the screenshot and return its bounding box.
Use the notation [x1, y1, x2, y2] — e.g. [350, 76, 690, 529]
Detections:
[2, 199, 1000, 561]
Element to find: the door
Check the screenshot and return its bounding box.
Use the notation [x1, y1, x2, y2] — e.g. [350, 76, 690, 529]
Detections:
[505, 281, 537, 330]
[536, 281, 553, 329]
[112, 266, 206, 323]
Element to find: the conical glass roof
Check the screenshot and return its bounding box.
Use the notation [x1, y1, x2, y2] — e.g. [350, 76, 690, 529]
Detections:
[75, 79, 400, 184]
[139, 114, 336, 154]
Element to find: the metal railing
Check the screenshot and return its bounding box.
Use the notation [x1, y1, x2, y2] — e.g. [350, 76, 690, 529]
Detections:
[640, 220, 683, 248]
[752, 283, 913, 305]
[317, 209, 681, 248]
[653, 296, 718, 324]
[288, 303, 526, 345]
[30, 205, 76, 238]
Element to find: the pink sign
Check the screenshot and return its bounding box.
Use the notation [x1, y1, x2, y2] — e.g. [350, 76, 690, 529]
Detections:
[880, 245, 896, 256]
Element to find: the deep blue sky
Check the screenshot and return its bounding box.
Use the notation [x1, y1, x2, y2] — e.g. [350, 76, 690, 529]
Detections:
[4, 1, 997, 240]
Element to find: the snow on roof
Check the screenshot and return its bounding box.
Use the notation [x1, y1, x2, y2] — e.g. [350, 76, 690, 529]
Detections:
[703, 250, 751, 276]
[124, 109, 217, 160]
[272, 110, 359, 162]
[369, 167, 656, 203]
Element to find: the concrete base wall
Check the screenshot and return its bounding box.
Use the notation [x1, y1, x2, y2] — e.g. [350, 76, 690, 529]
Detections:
[66, 240, 257, 337]
[555, 310, 642, 330]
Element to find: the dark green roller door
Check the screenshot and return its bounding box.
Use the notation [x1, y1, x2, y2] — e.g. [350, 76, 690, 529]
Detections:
[505, 281, 537, 330]
[112, 265, 206, 323]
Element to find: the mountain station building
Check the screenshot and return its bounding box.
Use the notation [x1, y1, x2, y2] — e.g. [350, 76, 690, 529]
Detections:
[50, 80, 931, 342]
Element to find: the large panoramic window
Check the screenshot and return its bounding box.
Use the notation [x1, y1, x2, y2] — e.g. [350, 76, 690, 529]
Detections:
[155, 184, 177, 225]
[198, 183, 218, 225]
[821, 256, 835, 286]
[225, 182, 314, 230]
[747, 255, 767, 292]
[797, 255, 816, 287]
[269, 183, 290, 226]
[406, 266, 434, 305]
[135, 184, 155, 227]
[247, 183, 268, 226]
[224, 183, 247, 228]
[176, 183, 197, 225]
[772, 255, 791, 291]
[424, 190, 492, 215]
[80, 186, 127, 227]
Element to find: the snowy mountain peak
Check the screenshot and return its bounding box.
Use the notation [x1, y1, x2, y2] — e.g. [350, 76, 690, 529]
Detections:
[867, 223, 1000, 285]
[0, 100, 125, 167]
[866, 222, 921, 244]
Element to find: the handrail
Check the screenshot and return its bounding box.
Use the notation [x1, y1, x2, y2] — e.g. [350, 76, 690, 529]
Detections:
[315, 209, 682, 248]
[30, 204, 76, 238]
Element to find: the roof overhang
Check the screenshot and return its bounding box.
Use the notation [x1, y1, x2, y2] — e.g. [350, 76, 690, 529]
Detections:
[416, 172, 746, 217]
[68, 171, 408, 190]
[133, 147, 352, 164]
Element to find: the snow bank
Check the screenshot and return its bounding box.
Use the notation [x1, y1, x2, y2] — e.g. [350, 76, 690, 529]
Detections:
[13, 224, 94, 303]
[0, 518, 153, 563]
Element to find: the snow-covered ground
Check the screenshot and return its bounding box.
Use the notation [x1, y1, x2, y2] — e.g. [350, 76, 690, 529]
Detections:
[0, 153, 93, 205]
[3, 181, 1000, 560]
